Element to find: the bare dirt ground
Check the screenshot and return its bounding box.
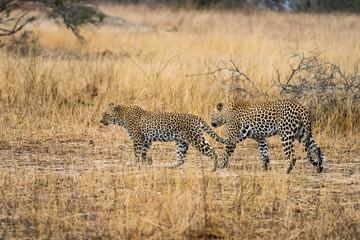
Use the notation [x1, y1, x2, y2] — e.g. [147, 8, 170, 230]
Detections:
[2, 130, 359, 183]
[1, 128, 359, 239]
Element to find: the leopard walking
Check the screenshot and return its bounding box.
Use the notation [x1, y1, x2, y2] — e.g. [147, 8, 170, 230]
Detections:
[210, 100, 325, 173]
[100, 103, 233, 171]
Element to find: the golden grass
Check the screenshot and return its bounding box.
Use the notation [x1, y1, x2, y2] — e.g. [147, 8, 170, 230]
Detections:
[0, 4, 360, 239]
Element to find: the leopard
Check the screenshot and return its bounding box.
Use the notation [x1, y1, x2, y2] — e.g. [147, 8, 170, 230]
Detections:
[210, 99, 325, 173]
[100, 103, 233, 171]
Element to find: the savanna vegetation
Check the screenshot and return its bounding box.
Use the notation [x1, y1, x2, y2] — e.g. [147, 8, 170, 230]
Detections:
[0, 3, 359, 239]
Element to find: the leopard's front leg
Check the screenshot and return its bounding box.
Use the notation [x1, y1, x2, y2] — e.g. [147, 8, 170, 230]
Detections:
[218, 125, 250, 168]
[126, 142, 142, 166]
[218, 143, 236, 168]
[127, 131, 149, 166]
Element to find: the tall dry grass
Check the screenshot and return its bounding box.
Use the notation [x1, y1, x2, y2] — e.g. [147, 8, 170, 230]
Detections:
[0, 4, 360, 239]
[1, 160, 359, 239]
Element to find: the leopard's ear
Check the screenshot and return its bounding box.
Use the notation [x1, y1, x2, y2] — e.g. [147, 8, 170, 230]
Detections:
[114, 104, 121, 111]
[217, 103, 223, 111]
[109, 103, 114, 106]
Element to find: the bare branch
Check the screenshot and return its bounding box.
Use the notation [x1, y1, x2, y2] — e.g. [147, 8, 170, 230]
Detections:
[186, 59, 267, 99]
[0, 9, 36, 36]
[0, 1, 105, 40]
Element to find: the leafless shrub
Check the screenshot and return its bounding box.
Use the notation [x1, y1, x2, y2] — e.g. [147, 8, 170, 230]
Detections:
[274, 49, 360, 130]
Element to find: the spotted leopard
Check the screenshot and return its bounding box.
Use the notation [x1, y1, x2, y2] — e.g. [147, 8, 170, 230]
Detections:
[100, 103, 233, 170]
[211, 100, 325, 173]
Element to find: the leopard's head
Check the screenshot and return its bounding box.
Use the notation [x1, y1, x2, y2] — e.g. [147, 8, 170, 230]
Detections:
[100, 103, 123, 126]
[211, 103, 227, 128]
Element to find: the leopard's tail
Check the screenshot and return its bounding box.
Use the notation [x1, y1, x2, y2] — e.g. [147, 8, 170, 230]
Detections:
[299, 110, 325, 173]
[200, 120, 234, 145]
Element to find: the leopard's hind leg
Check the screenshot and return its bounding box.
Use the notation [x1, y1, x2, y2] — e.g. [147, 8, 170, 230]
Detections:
[141, 142, 153, 165]
[190, 134, 218, 171]
[296, 132, 325, 173]
[164, 141, 189, 169]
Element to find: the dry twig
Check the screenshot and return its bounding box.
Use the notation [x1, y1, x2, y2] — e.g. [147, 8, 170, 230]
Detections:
[187, 59, 266, 99]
